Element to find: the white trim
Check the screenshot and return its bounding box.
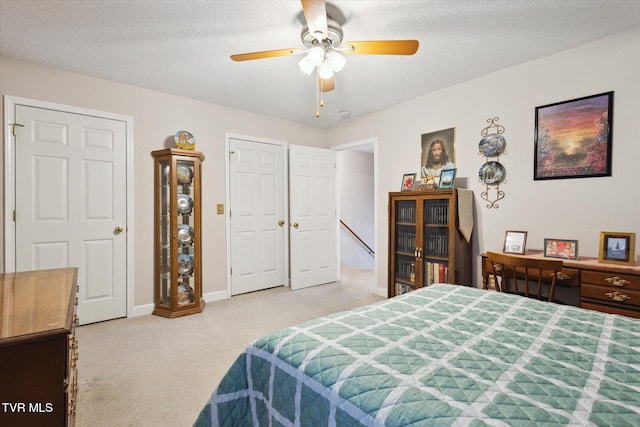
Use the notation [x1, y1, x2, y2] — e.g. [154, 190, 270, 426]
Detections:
[332, 137, 378, 295]
[2, 95, 135, 318]
[224, 133, 289, 297]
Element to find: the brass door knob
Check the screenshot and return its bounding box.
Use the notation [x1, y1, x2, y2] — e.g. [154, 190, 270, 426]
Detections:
[292, 222, 299, 229]
[114, 226, 124, 234]
[278, 220, 285, 227]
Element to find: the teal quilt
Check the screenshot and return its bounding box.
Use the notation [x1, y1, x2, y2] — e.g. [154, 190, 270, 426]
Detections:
[194, 284, 640, 426]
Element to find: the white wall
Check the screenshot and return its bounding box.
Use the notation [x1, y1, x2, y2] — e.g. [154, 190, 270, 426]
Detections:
[0, 56, 328, 308]
[327, 25, 640, 295]
[2, 25, 638, 305]
[337, 149, 375, 270]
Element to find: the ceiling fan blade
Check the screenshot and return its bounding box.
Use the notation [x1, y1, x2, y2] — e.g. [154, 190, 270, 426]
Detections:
[319, 75, 335, 92]
[342, 40, 419, 55]
[301, 0, 328, 41]
[230, 48, 303, 62]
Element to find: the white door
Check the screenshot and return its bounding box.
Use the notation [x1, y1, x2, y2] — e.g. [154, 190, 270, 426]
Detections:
[289, 145, 338, 290]
[229, 137, 286, 295]
[13, 105, 128, 325]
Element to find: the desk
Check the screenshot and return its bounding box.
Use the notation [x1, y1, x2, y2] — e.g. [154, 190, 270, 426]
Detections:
[481, 251, 640, 319]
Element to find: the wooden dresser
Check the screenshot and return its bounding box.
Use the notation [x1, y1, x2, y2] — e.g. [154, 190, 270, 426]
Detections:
[481, 252, 640, 318]
[0, 268, 79, 427]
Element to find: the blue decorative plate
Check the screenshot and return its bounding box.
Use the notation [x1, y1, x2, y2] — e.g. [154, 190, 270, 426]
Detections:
[478, 134, 506, 157]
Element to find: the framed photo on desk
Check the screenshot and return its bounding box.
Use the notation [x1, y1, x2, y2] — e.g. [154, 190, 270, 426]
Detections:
[599, 232, 636, 265]
[544, 238, 578, 260]
[503, 230, 527, 254]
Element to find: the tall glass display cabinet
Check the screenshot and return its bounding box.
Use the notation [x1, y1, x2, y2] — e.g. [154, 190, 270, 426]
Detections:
[152, 148, 205, 318]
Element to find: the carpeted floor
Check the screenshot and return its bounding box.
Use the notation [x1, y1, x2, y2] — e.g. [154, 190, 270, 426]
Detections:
[76, 266, 381, 426]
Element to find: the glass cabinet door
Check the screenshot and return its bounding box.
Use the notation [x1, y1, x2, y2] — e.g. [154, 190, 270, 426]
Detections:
[422, 198, 450, 286]
[393, 200, 417, 294]
[158, 159, 171, 307]
[175, 159, 196, 306]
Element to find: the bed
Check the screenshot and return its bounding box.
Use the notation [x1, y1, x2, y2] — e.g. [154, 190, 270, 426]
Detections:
[194, 284, 640, 426]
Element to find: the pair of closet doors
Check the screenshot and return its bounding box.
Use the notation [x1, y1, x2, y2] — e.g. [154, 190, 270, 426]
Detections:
[228, 135, 337, 295]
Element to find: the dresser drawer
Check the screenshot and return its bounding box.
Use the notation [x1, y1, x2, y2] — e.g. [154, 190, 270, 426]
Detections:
[581, 270, 640, 290]
[581, 283, 640, 308]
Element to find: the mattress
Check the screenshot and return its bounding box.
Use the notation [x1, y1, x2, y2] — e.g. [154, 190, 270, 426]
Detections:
[194, 284, 640, 426]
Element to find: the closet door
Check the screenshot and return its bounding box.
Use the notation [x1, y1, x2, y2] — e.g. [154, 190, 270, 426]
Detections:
[229, 137, 286, 295]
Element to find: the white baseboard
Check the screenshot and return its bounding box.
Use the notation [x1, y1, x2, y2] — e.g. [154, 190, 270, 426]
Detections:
[130, 290, 230, 318]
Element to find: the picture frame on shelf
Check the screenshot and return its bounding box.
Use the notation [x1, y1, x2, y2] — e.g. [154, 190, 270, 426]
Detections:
[598, 232, 636, 265]
[401, 173, 416, 192]
[544, 238, 578, 260]
[437, 168, 457, 189]
[534, 91, 613, 180]
[503, 230, 527, 254]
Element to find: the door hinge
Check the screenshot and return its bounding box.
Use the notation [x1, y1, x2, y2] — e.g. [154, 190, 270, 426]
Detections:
[10, 123, 24, 136]
[13, 210, 16, 222]
[230, 267, 232, 275]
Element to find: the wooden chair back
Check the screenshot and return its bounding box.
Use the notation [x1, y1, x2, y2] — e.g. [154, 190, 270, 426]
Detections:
[486, 251, 563, 302]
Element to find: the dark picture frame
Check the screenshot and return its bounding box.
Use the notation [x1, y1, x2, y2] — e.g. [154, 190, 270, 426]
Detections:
[401, 173, 416, 192]
[544, 238, 578, 260]
[598, 232, 636, 266]
[503, 230, 527, 255]
[437, 168, 456, 189]
[534, 91, 613, 180]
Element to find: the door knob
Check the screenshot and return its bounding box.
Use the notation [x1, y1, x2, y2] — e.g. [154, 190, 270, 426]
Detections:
[278, 220, 285, 227]
[292, 222, 299, 229]
[114, 226, 124, 234]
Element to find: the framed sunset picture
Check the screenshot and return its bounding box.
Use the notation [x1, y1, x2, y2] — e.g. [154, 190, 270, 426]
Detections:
[534, 91, 613, 180]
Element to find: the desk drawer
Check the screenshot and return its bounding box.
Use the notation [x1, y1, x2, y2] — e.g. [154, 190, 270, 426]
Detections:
[581, 270, 640, 290]
[557, 268, 580, 287]
[581, 283, 640, 308]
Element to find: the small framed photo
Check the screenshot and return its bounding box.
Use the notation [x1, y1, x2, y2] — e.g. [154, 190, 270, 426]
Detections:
[503, 230, 527, 254]
[401, 173, 416, 192]
[544, 238, 578, 260]
[437, 168, 457, 189]
[599, 232, 636, 265]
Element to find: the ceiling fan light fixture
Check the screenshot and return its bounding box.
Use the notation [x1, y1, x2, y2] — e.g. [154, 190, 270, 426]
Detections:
[325, 50, 345, 72]
[318, 62, 334, 80]
[298, 56, 315, 75]
[307, 46, 325, 66]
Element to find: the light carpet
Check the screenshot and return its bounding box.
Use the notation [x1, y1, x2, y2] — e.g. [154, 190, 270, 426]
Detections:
[76, 266, 381, 426]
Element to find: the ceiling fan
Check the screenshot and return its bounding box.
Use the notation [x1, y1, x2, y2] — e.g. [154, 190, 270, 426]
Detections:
[230, 0, 419, 117]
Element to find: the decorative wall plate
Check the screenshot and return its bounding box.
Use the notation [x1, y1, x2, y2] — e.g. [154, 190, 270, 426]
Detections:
[177, 194, 194, 214]
[175, 130, 196, 150]
[177, 224, 194, 244]
[478, 134, 506, 157]
[478, 161, 505, 185]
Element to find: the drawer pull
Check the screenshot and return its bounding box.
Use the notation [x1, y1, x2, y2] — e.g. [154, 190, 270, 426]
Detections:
[606, 276, 629, 288]
[554, 272, 571, 281]
[606, 291, 630, 302]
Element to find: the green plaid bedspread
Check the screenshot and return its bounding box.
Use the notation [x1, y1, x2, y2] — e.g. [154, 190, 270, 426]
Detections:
[194, 284, 640, 426]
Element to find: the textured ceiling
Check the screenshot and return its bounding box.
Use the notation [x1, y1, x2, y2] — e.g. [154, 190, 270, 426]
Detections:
[1, 1, 640, 128]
